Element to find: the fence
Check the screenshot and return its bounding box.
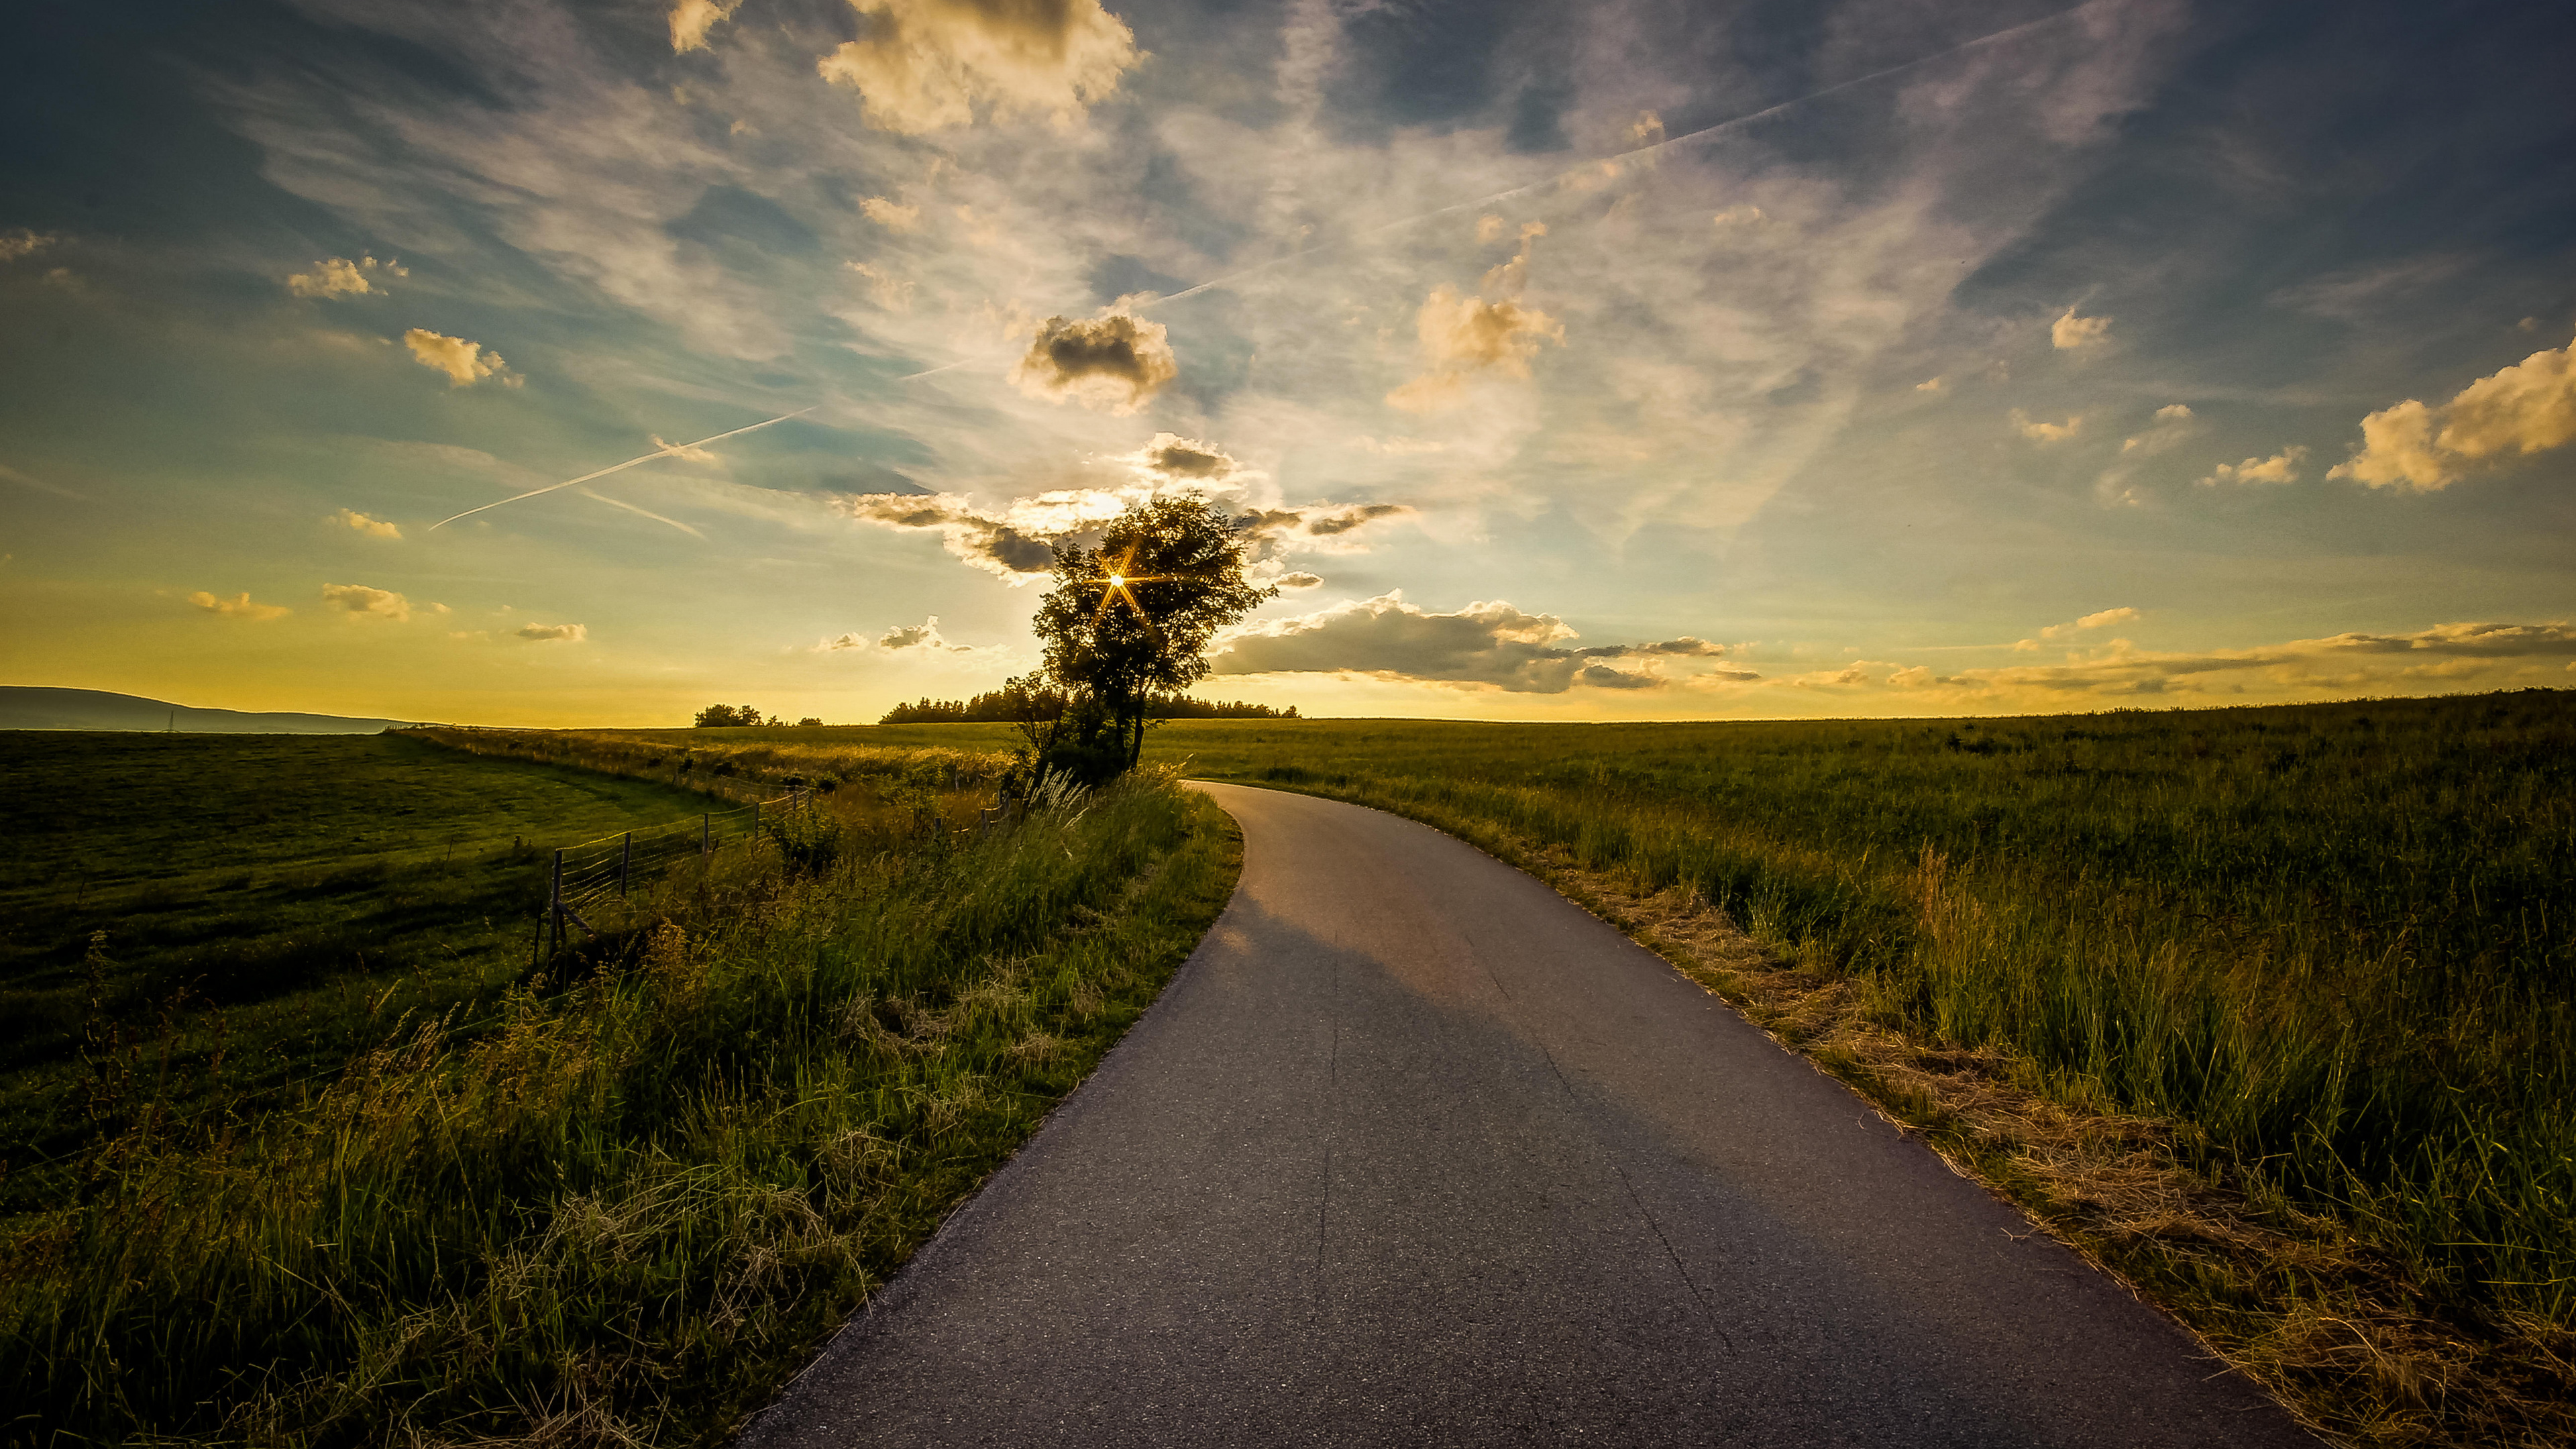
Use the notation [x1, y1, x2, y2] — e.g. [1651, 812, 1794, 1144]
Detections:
[536, 789, 806, 965]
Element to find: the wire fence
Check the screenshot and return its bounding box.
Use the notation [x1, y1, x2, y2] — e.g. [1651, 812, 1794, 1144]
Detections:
[537, 788, 806, 965]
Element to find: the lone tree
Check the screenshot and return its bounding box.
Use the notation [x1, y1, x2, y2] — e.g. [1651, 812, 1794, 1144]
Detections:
[1027, 496, 1273, 782]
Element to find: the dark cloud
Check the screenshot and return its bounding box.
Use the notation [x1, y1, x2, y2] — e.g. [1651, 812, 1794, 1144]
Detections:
[1210, 592, 1686, 694]
[1010, 311, 1177, 414]
[1574, 635, 1725, 659]
[839, 492, 1057, 582]
[1236, 502, 1413, 549]
[1146, 435, 1233, 478]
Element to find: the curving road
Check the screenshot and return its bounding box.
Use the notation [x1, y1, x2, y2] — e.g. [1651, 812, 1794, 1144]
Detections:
[741, 783, 2317, 1448]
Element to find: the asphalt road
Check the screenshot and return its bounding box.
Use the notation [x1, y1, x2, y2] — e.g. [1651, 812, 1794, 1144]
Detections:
[741, 782, 2317, 1448]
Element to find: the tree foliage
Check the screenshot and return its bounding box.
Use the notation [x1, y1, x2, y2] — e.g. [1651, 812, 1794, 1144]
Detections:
[1025, 497, 1274, 782]
[692, 704, 778, 728]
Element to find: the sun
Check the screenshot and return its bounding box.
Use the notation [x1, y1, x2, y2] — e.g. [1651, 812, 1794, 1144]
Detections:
[1109, 573, 1125, 587]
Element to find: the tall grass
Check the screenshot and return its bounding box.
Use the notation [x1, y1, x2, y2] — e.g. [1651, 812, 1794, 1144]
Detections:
[1, 767, 1235, 1446]
[1166, 693, 2575, 1344]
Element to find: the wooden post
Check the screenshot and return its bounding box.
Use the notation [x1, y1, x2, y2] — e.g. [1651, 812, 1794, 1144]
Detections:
[547, 848, 564, 959]
[619, 832, 632, 898]
[702, 812, 711, 859]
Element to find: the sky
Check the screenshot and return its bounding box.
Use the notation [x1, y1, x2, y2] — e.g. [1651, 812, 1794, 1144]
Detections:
[2, 0, 2572, 727]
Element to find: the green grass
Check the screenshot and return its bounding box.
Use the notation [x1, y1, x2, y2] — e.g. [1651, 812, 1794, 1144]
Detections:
[1, 731, 1238, 1446]
[0, 732, 727, 1218]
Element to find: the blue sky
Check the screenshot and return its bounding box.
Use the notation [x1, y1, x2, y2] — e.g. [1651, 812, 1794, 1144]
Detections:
[3, 0, 2571, 724]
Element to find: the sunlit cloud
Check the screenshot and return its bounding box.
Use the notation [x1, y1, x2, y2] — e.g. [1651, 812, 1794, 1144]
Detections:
[286, 255, 405, 299]
[2329, 332, 2576, 490]
[0, 229, 58, 263]
[838, 492, 1058, 583]
[331, 508, 402, 539]
[2011, 409, 2082, 442]
[2015, 606, 2141, 651]
[515, 622, 587, 641]
[403, 329, 519, 388]
[2121, 404, 2196, 454]
[2202, 445, 2308, 486]
[1915, 376, 1946, 393]
[321, 582, 413, 621]
[1917, 621, 2576, 704]
[816, 0, 1140, 134]
[188, 590, 290, 621]
[1385, 287, 1564, 413]
[667, 0, 742, 54]
[859, 196, 920, 230]
[2051, 307, 2112, 350]
[845, 260, 916, 311]
[1010, 310, 1177, 414]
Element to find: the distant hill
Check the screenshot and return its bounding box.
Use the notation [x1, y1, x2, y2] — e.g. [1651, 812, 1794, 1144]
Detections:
[0, 687, 419, 735]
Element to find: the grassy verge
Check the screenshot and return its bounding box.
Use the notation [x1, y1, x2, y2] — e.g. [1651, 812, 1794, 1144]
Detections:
[2, 763, 1239, 1447]
[1129, 692, 2573, 1448]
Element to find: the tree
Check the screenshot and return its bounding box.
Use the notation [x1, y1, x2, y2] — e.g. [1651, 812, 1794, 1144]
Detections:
[1030, 496, 1274, 778]
[693, 704, 775, 727]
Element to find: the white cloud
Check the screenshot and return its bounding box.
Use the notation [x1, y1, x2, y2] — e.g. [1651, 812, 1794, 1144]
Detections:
[845, 260, 915, 311]
[402, 329, 518, 388]
[321, 582, 413, 621]
[2019, 606, 2141, 649]
[515, 622, 587, 641]
[286, 255, 404, 299]
[189, 590, 290, 621]
[2010, 409, 2082, 442]
[651, 434, 717, 464]
[2201, 445, 2308, 486]
[1386, 286, 1564, 413]
[1210, 592, 1750, 694]
[331, 507, 402, 539]
[1010, 309, 1177, 414]
[2051, 307, 2112, 350]
[817, 0, 1140, 134]
[668, 0, 743, 53]
[2329, 332, 2576, 490]
[1915, 376, 1945, 393]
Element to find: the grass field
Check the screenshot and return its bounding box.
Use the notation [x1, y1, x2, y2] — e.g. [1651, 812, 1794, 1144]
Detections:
[0, 731, 725, 1218]
[2, 729, 1238, 1446]
[597, 694, 2574, 1443]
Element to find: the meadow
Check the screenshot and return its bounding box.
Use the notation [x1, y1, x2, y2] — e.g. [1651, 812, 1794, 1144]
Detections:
[0, 731, 720, 1218]
[1, 733, 1237, 1446]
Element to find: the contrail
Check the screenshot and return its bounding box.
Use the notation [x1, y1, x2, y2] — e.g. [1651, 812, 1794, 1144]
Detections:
[1142, 0, 2107, 310]
[576, 485, 706, 539]
[429, 407, 816, 530]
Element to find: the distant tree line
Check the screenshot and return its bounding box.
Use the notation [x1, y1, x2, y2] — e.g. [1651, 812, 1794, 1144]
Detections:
[880, 690, 1296, 724]
[694, 705, 824, 727]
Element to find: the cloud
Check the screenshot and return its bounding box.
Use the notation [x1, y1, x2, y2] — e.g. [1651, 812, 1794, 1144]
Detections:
[0, 230, 59, 263]
[2271, 256, 2465, 321]
[1385, 286, 1564, 413]
[515, 622, 587, 641]
[286, 255, 405, 299]
[402, 329, 519, 388]
[2051, 307, 2112, 350]
[1236, 502, 1413, 556]
[0, 462, 80, 499]
[2010, 409, 2082, 442]
[859, 195, 920, 229]
[1274, 572, 1324, 590]
[331, 508, 401, 539]
[188, 590, 290, 621]
[1479, 221, 1547, 298]
[816, 0, 1140, 135]
[2019, 606, 2141, 649]
[1915, 376, 1945, 392]
[2201, 445, 2308, 486]
[668, 0, 743, 53]
[2328, 333, 2576, 490]
[1210, 592, 1748, 694]
[1010, 309, 1177, 414]
[840, 492, 1059, 582]
[1964, 621, 2576, 700]
[1134, 433, 1240, 482]
[2121, 403, 2195, 454]
[1711, 205, 1765, 227]
[844, 260, 916, 311]
[818, 615, 989, 655]
[321, 582, 413, 621]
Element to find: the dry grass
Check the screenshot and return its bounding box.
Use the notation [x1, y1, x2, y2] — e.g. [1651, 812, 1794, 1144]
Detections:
[1479, 827, 2575, 1449]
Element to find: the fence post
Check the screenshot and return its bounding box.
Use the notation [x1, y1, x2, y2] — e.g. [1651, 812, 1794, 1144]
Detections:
[619, 831, 632, 898]
[547, 848, 564, 960]
[702, 812, 710, 860]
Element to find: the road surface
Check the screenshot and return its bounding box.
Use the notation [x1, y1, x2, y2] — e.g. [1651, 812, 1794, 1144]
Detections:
[741, 782, 2315, 1447]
